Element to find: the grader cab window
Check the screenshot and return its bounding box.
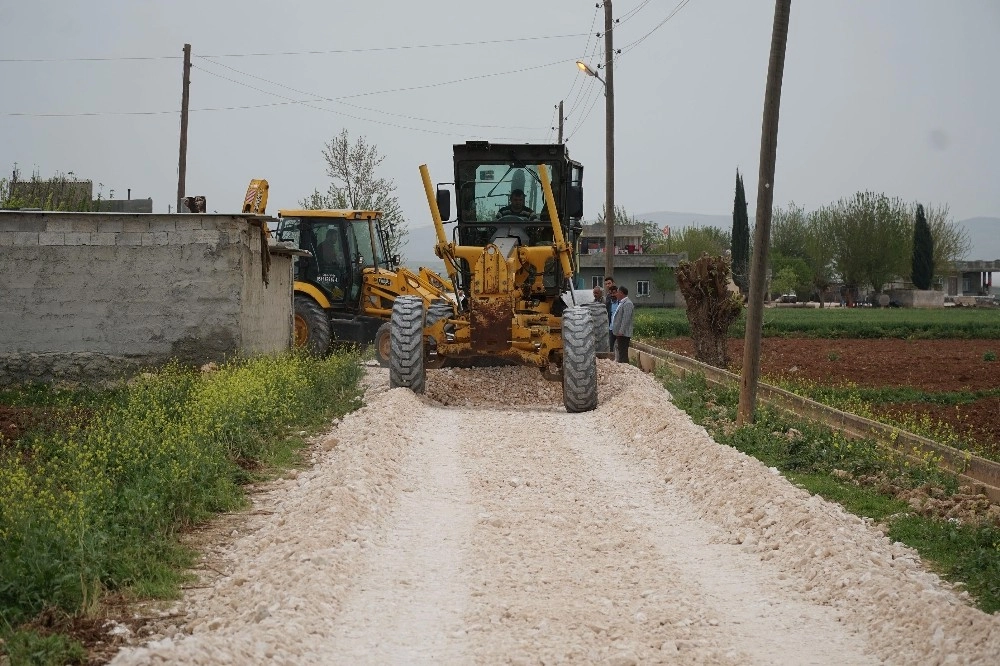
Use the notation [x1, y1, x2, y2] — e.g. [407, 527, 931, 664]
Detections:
[457, 161, 560, 223]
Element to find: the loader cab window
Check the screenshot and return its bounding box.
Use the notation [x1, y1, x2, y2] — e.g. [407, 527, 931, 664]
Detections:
[345, 218, 386, 302]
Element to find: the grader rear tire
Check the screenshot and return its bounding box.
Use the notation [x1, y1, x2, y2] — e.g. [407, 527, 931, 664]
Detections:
[294, 295, 331, 355]
[584, 302, 610, 354]
[389, 296, 426, 393]
[374, 322, 391, 367]
[561, 306, 598, 413]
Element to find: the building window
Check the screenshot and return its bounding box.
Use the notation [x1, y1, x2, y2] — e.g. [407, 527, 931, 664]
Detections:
[636, 280, 650, 297]
[594, 276, 603, 288]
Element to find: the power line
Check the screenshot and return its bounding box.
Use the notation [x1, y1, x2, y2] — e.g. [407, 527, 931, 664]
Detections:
[0, 99, 328, 118]
[618, 0, 656, 24]
[564, 84, 603, 142]
[618, 0, 694, 57]
[199, 33, 589, 58]
[195, 56, 546, 130]
[0, 33, 588, 63]
[564, 36, 603, 120]
[190, 64, 535, 140]
[559, 5, 601, 114]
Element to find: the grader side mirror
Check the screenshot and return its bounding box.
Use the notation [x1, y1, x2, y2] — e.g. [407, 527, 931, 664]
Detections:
[567, 186, 583, 219]
[436, 189, 451, 221]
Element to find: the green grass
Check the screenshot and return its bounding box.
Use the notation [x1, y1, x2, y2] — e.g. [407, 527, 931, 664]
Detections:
[634, 306, 1000, 339]
[0, 629, 86, 666]
[0, 350, 364, 639]
[655, 365, 1000, 612]
[888, 517, 1000, 614]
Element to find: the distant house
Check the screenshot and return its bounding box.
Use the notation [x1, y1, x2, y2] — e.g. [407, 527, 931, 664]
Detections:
[945, 260, 998, 297]
[576, 223, 686, 307]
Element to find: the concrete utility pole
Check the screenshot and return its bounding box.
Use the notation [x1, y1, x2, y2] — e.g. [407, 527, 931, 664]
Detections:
[603, 0, 616, 281]
[176, 43, 192, 214]
[557, 100, 565, 143]
[738, 0, 792, 425]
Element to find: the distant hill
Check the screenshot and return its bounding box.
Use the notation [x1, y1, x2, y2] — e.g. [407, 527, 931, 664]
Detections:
[400, 214, 1000, 273]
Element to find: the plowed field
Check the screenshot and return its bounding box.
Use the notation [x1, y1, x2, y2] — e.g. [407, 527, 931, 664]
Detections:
[650, 338, 1000, 458]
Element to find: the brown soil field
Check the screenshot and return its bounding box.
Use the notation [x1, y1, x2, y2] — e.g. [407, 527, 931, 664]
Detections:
[650, 338, 1000, 458]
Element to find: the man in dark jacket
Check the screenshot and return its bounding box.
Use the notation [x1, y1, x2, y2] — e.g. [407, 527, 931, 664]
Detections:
[604, 277, 617, 350]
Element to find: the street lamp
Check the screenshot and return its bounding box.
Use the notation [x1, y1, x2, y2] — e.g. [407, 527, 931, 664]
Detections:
[576, 58, 614, 284]
[575, 60, 605, 89]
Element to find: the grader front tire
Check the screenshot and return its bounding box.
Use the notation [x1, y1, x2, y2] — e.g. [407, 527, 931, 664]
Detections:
[561, 306, 598, 413]
[389, 296, 426, 393]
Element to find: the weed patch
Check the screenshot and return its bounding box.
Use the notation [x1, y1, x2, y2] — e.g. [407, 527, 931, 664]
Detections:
[0, 351, 363, 629]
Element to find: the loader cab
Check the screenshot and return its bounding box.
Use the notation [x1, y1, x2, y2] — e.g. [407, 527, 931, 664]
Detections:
[274, 209, 388, 308]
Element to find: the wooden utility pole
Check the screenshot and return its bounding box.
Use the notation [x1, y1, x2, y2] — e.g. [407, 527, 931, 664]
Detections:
[557, 100, 565, 143]
[603, 0, 616, 280]
[738, 0, 792, 425]
[176, 43, 191, 213]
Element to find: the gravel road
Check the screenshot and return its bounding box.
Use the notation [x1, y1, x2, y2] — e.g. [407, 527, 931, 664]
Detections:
[111, 361, 1000, 665]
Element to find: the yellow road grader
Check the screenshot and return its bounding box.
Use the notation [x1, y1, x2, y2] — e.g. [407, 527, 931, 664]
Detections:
[388, 142, 604, 412]
[243, 179, 454, 362]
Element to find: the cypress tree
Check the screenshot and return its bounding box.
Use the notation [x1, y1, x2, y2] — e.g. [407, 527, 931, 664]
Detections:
[731, 169, 751, 292]
[911, 203, 934, 290]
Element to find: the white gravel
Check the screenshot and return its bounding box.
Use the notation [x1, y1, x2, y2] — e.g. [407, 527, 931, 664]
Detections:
[111, 360, 1000, 665]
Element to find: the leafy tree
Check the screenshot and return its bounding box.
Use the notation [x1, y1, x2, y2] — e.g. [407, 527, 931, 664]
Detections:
[802, 207, 836, 305]
[651, 261, 678, 294]
[829, 191, 909, 294]
[301, 130, 408, 259]
[669, 225, 730, 260]
[770, 266, 800, 297]
[730, 170, 751, 293]
[770, 202, 809, 262]
[911, 204, 934, 290]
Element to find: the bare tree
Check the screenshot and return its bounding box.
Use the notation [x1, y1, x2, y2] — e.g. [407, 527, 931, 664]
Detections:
[301, 130, 409, 259]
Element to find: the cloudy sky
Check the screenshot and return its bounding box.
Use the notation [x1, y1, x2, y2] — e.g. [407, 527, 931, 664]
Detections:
[2, 0, 997, 232]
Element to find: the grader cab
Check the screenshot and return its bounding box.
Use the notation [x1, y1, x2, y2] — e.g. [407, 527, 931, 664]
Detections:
[389, 142, 603, 412]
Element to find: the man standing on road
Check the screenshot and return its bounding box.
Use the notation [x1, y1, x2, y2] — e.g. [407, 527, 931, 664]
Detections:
[612, 285, 634, 363]
[604, 277, 617, 350]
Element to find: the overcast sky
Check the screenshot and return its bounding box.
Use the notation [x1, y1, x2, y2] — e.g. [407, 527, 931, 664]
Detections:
[1, 1, 997, 230]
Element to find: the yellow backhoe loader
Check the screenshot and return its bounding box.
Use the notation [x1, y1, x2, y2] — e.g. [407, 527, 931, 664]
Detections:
[243, 179, 454, 363]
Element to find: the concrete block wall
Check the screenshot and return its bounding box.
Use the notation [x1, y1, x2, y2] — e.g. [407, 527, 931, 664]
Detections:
[889, 289, 945, 308]
[0, 212, 293, 384]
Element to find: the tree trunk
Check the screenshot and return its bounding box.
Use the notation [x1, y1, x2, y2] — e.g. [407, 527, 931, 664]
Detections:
[676, 254, 744, 369]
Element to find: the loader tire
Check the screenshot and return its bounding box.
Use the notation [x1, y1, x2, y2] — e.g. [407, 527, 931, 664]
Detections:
[389, 296, 426, 393]
[584, 302, 610, 354]
[561, 306, 598, 413]
[374, 322, 391, 367]
[294, 294, 331, 355]
[425, 300, 453, 327]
